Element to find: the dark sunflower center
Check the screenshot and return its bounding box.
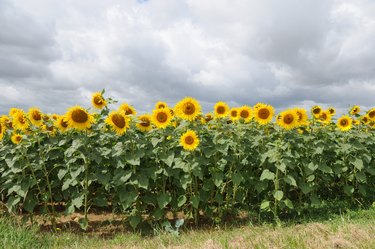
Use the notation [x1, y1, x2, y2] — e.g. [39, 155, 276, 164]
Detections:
[363, 117, 368, 123]
[340, 119, 348, 126]
[283, 114, 294, 124]
[158, 104, 165, 109]
[157, 112, 168, 123]
[231, 110, 238, 117]
[71, 109, 88, 123]
[94, 96, 103, 105]
[16, 136, 21, 142]
[217, 106, 226, 114]
[329, 109, 334, 114]
[18, 115, 26, 124]
[0, 124, 2, 133]
[125, 108, 133, 115]
[313, 108, 321, 114]
[258, 108, 270, 119]
[32, 112, 42, 121]
[46, 126, 54, 132]
[240, 110, 249, 118]
[183, 103, 196, 115]
[205, 115, 213, 122]
[112, 114, 126, 128]
[369, 111, 375, 118]
[140, 118, 150, 127]
[320, 113, 327, 121]
[184, 136, 194, 145]
[61, 119, 68, 128]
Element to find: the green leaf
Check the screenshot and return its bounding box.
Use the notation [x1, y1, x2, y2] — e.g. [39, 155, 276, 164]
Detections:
[58, 169, 68, 180]
[353, 159, 364, 171]
[307, 162, 318, 172]
[160, 152, 174, 167]
[260, 169, 275, 181]
[137, 174, 149, 189]
[232, 172, 244, 185]
[128, 215, 141, 229]
[191, 195, 200, 209]
[284, 198, 294, 209]
[177, 195, 187, 207]
[276, 163, 286, 173]
[125, 154, 140, 166]
[157, 193, 171, 209]
[260, 200, 270, 210]
[72, 195, 84, 208]
[273, 190, 284, 201]
[212, 172, 224, 187]
[343, 185, 354, 196]
[284, 175, 297, 187]
[318, 163, 333, 174]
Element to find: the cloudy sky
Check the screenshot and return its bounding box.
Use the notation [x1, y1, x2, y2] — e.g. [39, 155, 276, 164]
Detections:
[1, 0, 375, 115]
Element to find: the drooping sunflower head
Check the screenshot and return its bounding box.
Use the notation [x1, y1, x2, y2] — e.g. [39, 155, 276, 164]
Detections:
[318, 111, 331, 124]
[92, 92, 107, 109]
[136, 114, 152, 132]
[54, 116, 69, 133]
[152, 108, 172, 129]
[204, 113, 214, 123]
[119, 103, 137, 116]
[254, 103, 274, 125]
[367, 108, 375, 120]
[105, 111, 129, 135]
[311, 106, 322, 118]
[239, 105, 253, 122]
[360, 115, 370, 124]
[295, 108, 308, 125]
[12, 111, 29, 131]
[337, 116, 352, 131]
[174, 97, 201, 121]
[28, 107, 43, 126]
[0, 122, 5, 141]
[353, 119, 360, 126]
[11, 133, 23, 145]
[276, 109, 299, 130]
[214, 101, 229, 118]
[229, 108, 240, 122]
[350, 105, 360, 115]
[155, 101, 168, 110]
[65, 106, 94, 130]
[327, 107, 336, 116]
[180, 130, 199, 151]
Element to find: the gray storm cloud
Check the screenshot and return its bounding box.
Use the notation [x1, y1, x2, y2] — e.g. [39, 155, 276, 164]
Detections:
[1, 0, 375, 115]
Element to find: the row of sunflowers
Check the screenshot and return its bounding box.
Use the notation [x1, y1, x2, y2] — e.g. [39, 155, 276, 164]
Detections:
[1, 91, 374, 148]
[0, 91, 375, 230]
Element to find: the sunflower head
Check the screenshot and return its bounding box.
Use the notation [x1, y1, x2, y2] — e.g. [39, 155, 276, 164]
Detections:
[214, 101, 229, 118]
[204, 113, 214, 123]
[327, 107, 336, 116]
[51, 114, 59, 120]
[11, 133, 23, 145]
[152, 108, 172, 129]
[12, 111, 29, 131]
[353, 119, 360, 126]
[311, 106, 322, 118]
[180, 130, 199, 151]
[254, 103, 274, 125]
[350, 105, 360, 115]
[119, 103, 137, 116]
[295, 108, 308, 125]
[155, 101, 168, 110]
[105, 111, 129, 135]
[9, 108, 22, 117]
[28, 107, 43, 126]
[318, 111, 331, 124]
[92, 92, 107, 109]
[65, 106, 94, 130]
[337, 116, 352, 131]
[54, 116, 69, 133]
[276, 109, 299, 130]
[0, 122, 5, 141]
[136, 114, 152, 132]
[174, 97, 201, 121]
[239, 106, 253, 122]
[367, 108, 375, 120]
[229, 108, 240, 122]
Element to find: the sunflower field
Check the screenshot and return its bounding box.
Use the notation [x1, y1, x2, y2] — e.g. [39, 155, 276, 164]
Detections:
[0, 90, 375, 230]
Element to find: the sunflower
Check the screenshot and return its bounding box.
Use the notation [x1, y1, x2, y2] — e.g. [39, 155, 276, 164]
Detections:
[11, 133, 22, 145]
[54, 116, 69, 133]
[9, 108, 22, 117]
[136, 114, 152, 132]
[180, 130, 199, 151]
[254, 103, 266, 110]
[238, 106, 252, 122]
[327, 107, 336, 116]
[214, 101, 229, 118]
[174, 97, 201, 121]
[360, 115, 370, 125]
[12, 111, 29, 131]
[51, 114, 59, 120]
[1, 116, 12, 129]
[228, 108, 239, 122]
[106, 111, 130, 135]
[367, 108, 375, 120]
[311, 106, 322, 118]
[276, 109, 299, 130]
[0, 122, 5, 141]
[118, 103, 137, 116]
[350, 105, 360, 115]
[318, 111, 331, 124]
[204, 113, 214, 123]
[253, 103, 274, 125]
[337, 116, 352, 131]
[155, 101, 168, 109]
[28, 108, 43, 126]
[295, 108, 308, 125]
[91, 92, 107, 109]
[65, 106, 94, 130]
[152, 108, 172, 129]
[353, 119, 360, 126]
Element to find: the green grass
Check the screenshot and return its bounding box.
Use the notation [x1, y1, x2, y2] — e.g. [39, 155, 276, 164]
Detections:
[1, 206, 375, 249]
